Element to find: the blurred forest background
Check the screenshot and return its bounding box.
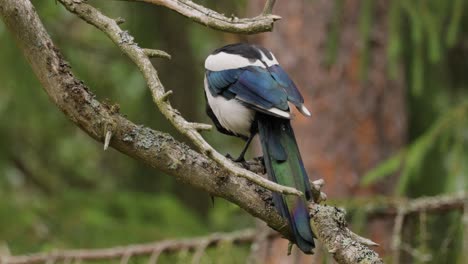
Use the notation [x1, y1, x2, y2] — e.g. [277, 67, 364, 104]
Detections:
[0, 0, 467, 263]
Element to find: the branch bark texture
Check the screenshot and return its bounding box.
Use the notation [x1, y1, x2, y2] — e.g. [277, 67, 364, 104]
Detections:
[3, 193, 463, 264]
[0, 0, 287, 235]
[126, 0, 281, 34]
[0, 0, 382, 263]
[58, 0, 302, 197]
[364, 192, 467, 217]
[1, 229, 265, 264]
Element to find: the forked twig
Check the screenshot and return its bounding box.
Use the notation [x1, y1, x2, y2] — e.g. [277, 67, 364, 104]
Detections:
[58, 0, 302, 196]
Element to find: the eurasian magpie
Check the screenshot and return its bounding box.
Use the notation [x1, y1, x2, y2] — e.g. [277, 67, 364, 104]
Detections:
[203, 43, 315, 254]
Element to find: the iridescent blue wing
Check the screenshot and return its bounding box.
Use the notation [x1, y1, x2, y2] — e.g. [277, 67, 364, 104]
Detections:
[268, 65, 304, 106]
[205, 68, 241, 99]
[206, 66, 289, 111]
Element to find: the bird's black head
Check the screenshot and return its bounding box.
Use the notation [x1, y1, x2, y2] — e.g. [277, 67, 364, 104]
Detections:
[212, 43, 273, 61]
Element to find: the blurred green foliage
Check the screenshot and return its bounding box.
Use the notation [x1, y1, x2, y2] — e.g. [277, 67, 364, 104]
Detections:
[356, 0, 467, 262]
[359, 0, 468, 197]
[1, 0, 467, 262]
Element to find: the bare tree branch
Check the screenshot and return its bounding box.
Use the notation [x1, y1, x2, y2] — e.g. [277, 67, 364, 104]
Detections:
[333, 192, 468, 263]
[386, 192, 467, 264]
[0, 0, 383, 263]
[262, 0, 277, 15]
[1, 229, 267, 264]
[463, 194, 468, 261]
[0, 0, 288, 239]
[119, 0, 281, 34]
[391, 208, 406, 264]
[346, 192, 468, 217]
[398, 192, 467, 214]
[58, 0, 302, 196]
[142, 48, 171, 59]
[4, 190, 468, 264]
[309, 205, 382, 264]
[1, 204, 387, 264]
[3, 193, 464, 264]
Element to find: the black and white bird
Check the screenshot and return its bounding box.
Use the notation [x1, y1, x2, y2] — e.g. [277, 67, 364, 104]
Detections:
[203, 43, 315, 254]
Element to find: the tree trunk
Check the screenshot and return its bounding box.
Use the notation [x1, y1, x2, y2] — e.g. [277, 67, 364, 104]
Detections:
[247, 0, 406, 261]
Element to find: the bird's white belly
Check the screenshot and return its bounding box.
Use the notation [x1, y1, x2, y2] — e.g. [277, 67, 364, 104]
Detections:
[204, 78, 254, 137]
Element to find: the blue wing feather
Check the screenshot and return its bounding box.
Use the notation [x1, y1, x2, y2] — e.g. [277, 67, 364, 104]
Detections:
[229, 81, 278, 110]
[206, 69, 241, 95]
[236, 68, 288, 110]
[269, 65, 304, 106]
[206, 65, 302, 113]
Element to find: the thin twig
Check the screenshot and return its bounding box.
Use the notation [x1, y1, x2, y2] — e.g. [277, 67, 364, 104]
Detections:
[246, 224, 271, 264]
[117, 0, 281, 34]
[463, 192, 468, 262]
[143, 48, 171, 59]
[187, 122, 212, 132]
[160, 90, 173, 101]
[391, 207, 406, 264]
[310, 178, 327, 203]
[58, 0, 303, 196]
[400, 243, 432, 263]
[0, 1, 385, 263]
[439, 216, 460, 259]
[348, 229, 379, 247]
[115, 17, 125, 24]
[103, 130, 112, 150]
[418, 210, 429, 261]
[190, 240, 209, 264]
[341, 192, 468, 218]
[147, 249, 162, 264]
[119, 251, 132, 264]
[262, 0, 276, 15]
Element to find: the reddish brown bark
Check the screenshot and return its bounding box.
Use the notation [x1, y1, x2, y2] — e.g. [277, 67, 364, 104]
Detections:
[246, 0, 406, 261]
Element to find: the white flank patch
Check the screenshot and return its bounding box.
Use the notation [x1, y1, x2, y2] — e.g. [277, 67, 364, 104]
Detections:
[205, 52, 264, 71]
[204, 77, 255, 137]
[297, 104, 311, 117]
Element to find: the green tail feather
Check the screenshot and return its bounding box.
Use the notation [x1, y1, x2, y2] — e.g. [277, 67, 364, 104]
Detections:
[257, 113, 315, 254]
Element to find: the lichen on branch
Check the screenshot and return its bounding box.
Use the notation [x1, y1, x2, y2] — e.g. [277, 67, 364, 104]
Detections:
[0, 0, 383, 263]
[58, 0, 302, 196]
[122, 0, 281, 34]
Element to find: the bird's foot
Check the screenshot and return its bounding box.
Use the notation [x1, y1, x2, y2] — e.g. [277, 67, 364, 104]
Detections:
[254, 156, 265, 166]
[226, 153, 253, 170]
[225, 153, 245, 163]
[233, 156, 246, 163]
